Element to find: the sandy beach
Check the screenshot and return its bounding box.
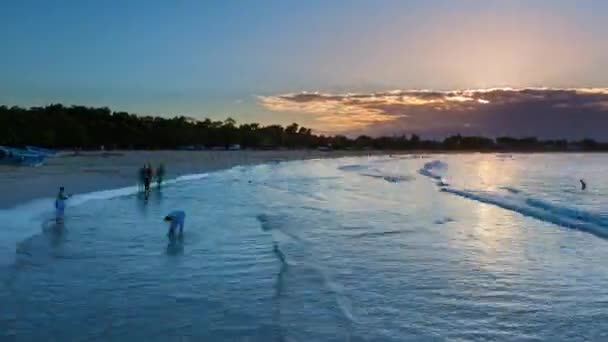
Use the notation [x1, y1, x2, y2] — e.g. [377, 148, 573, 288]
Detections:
[0, 150, 393, 209]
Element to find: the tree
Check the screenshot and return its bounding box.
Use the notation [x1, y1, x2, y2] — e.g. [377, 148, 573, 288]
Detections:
[410, 134, 421, 146]
[1, 103, 605, 151]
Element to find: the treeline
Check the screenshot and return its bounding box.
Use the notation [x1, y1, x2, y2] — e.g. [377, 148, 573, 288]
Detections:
[1, 104, 607, 151]
[0, 104, 319, 149]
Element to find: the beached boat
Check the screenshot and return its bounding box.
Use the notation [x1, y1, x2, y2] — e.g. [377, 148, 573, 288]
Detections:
[0, 146, 46, 166]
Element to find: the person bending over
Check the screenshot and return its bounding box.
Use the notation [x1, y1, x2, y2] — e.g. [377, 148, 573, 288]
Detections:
[164, 210, 186, 236]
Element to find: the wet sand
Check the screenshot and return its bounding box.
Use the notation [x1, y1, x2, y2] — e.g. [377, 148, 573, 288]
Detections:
[0, 150, 391, 209]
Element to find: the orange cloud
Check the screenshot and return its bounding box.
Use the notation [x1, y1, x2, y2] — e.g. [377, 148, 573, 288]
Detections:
[258, 88, 608, 138]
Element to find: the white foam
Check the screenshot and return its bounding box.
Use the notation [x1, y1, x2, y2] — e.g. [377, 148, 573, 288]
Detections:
[68, 172, 208, 206]
[525, 197, 608, 227]
[418, 160, 448, 182]
[424, 160, 448, 170]
[442, 188, 608, 238]
[339, 159, 414, 184]
[174, 174, 209, 182]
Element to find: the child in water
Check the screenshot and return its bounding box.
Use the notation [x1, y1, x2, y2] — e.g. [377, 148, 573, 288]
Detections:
[55, 186, 70, 223]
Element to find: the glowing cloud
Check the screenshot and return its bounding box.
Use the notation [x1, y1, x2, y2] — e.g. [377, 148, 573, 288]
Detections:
[258, 88, 608, 139]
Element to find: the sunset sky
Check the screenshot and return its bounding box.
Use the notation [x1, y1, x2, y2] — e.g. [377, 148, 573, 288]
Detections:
[1, 0, 608, 138]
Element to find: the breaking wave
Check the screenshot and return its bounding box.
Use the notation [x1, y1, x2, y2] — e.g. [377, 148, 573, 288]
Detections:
[419, 160, 608, 239]
[339, 160, 414, 183]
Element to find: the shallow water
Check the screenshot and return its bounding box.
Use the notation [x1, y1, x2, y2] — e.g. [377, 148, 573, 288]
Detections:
[2, 154, 608, 341]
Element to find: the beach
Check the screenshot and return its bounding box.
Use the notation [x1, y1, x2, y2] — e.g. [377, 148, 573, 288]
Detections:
[3, 153, 608, 340]
[0, 150, 392, 209]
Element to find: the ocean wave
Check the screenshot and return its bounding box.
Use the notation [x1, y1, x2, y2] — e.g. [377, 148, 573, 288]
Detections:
[525, 197, 608, 227]
[174, 173, 209, 182]
[338, 164, 370, 172]
[418, 168, 440, 180]
[418, 160, 449, 185]
[498, 187, 608, 226]
[417, 159, 608, 239]
[360, 173, 414, 183]
[65, 172, 208, 206]
[345, 229, 408, 239]
[424, 160, 448, 170]
[442, 188, 608, 239]
[394, 155, 431, 160]
[434, 217, 455, 225]
[339, 161, 414, 183]
[501, 186, 522, 194]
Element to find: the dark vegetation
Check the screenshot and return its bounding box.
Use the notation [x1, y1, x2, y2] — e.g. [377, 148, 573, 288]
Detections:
[1, 104, 607, 151]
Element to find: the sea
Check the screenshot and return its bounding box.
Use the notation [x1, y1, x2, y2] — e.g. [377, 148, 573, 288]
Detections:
[2, 153, 608, 341]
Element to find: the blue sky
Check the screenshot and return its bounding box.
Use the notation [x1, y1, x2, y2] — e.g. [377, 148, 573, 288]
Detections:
[1, 1, 608, 137]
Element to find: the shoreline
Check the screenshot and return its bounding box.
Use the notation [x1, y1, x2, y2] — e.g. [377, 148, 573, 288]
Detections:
[0, 150, 399, 210]
[2, 149, 606, 210]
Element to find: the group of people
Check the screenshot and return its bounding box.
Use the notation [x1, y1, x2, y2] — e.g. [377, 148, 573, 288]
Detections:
[139, 163, 165, 192]
[54, 161, 186, 237]
[55, 186, 185, 237]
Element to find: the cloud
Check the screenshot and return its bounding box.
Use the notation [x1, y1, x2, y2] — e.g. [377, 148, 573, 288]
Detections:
[258, 88, 608, 139]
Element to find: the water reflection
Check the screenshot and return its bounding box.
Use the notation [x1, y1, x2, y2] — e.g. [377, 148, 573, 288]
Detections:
[166, 236, 184, 256]
[43, 219, 67, 248]
[474, 156, 516, 191]
[136, 192, 149, 215]
[272, 250, 287, 342]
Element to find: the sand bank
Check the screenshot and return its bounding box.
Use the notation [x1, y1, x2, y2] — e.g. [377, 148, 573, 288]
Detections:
[0, 150, 393, 209]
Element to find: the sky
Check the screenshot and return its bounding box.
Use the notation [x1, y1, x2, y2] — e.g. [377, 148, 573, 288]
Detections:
[1, 0, 608, 138]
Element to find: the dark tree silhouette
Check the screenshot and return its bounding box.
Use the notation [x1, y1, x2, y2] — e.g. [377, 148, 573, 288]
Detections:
[0, 104, 605, 151]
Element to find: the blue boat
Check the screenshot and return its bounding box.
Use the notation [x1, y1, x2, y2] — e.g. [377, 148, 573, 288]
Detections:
[0, 146, 46, 166]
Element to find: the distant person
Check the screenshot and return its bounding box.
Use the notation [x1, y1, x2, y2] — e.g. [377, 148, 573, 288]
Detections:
[138, 165, 146, 191]
[55, 187, 70, 223]
[164, 210, 186, 236]
[144, 163, 152, 192]
[156, 163, 165, 187]
[580, 179, 587, 191]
